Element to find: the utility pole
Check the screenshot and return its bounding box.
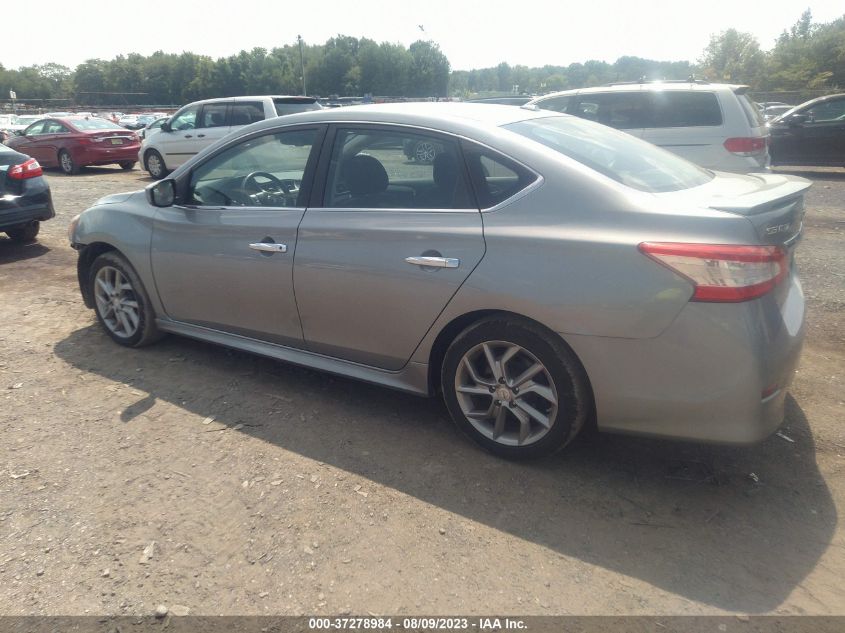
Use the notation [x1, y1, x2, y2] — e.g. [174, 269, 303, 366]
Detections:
[297, 35, 306, 96]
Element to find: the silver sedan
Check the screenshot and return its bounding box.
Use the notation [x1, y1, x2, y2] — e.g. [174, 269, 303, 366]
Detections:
[68, 103, 808, 459]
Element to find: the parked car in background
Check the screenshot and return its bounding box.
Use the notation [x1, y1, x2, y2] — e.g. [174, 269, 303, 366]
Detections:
[118, 114, 142, 129]
[137, 117, 168, 141]
[466, 96, 534, 105]
[763, 105, 793, 121]
[769, 93, 845, 167]
[70, 103, 807, 459]
[0, 144, 54, 242]
[527, 81, 770, 173]
[0, 115, 16, 143]
[140, 95, 322, 178]
[44, 111, 73, 118]
[5, 117, 140, 175]
[2, 114, 43, 140]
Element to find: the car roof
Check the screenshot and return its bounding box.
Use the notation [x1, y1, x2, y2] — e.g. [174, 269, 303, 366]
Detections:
[530, 82, 748, 102]
[245, 102, 556, 135]
[184, 95, 318, 107]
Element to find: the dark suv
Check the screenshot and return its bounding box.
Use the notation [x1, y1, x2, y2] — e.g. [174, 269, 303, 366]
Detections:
[0, 145, 54, 243]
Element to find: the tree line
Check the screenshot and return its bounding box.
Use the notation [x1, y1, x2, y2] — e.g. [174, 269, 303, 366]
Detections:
[0, 10, 842, 108]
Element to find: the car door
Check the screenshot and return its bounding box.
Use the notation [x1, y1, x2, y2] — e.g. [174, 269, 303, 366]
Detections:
[640, 91, 724, 166]
[12, 121, 47, 162]
[151, 125, 326, 346]
[293, 125, 485, 370]
[155, 103, 201, 168]
[192, 101, 234, 152]
[39, 120, 72, 164]
[572, 92, 647, 138]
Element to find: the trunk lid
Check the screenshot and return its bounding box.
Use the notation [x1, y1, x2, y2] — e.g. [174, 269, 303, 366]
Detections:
[702, 172, 809, 247]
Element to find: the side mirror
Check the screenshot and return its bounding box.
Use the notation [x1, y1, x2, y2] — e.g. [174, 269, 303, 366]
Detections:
[788, 113, 808, 127]
[160, 120, 172, 133]
[146, 179, 176, 207]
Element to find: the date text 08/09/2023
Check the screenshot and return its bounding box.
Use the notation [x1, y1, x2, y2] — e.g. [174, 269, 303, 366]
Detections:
[308, 617, 527, 630]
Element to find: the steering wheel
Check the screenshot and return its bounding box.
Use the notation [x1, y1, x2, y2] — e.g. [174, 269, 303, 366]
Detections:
[241, 171, 292, 196]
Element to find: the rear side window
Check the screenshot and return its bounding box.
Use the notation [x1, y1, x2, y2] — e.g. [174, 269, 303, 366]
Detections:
[574, 93, 651, 129]
[274, 98, 322, 116]
[737, 94, 764, 128]
[461, 142, 538, 208]
[647, 92, 722, 128]
[230, 102, 265, 126]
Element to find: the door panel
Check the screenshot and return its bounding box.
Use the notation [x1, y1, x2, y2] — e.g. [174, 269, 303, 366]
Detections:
[157, 104, 204, 168]
[293, 125, 484, 371]
[151, 127, 323, 345]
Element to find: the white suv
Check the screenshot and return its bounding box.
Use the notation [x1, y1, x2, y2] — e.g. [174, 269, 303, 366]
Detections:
[526, 82, 769, 173]
[140, 96, 321, 179]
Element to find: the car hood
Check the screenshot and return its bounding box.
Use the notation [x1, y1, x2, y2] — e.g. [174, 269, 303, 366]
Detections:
[94, 191, 142, 206]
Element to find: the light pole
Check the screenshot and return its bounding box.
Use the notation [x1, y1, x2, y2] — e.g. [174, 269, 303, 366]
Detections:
[297, 35, 306, 96]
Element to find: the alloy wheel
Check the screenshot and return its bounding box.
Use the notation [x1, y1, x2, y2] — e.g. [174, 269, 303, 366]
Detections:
[454, 340, 559, 446]
[94, 266, 141, 338]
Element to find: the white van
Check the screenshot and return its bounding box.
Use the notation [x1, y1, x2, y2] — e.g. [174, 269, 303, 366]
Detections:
[140, 96, 321, 179]
[526, 82, 769, 173]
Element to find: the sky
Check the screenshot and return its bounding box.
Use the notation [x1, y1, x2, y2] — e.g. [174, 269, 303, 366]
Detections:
[3, 0, 843, 72]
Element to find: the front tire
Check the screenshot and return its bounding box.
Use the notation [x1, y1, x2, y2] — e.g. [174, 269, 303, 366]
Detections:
[441, 316, 591, 459]
[6, 221, 40, 243]
[89, 252, 163, 348]
[59, 150, 80, 175]
[144, 150, 168, 180]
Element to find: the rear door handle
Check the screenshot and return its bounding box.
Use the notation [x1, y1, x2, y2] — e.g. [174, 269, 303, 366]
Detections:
[404, 256, 460, 268]
[249, 242, 287, 253]
[184, 134, 192, 138]
[197, 133, 205, 138]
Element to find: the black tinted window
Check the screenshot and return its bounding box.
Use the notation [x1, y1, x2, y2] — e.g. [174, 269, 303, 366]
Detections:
[274, 99, 321, 116]
[199, 103, 228, 128]
[573, 93, 650, 129]
[230, 102, 265, 126]
[536, 95, 571, 113]
[647, 92, 722, 128]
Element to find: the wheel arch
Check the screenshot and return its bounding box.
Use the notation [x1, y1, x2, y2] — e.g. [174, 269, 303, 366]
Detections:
[426, 309, 595, 408]
[77, 242, 120, 308]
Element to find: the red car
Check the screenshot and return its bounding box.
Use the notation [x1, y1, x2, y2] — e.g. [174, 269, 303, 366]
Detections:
[6, 117, 140, 175]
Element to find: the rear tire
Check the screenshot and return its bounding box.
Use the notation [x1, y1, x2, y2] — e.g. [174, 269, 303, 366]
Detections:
[119, 161, 136, 171]
[89, 251, 163, 348]
[144, 150, 168, 180]
[6, 221, 40, 243]
[441, 316, 591, 459]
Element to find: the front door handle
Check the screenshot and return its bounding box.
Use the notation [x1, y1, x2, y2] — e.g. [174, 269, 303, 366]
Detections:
[184, 134, 192, 138]
[404, 256, 460, 268]
[249, 242, 287, 253]
[197, 133, 205, 138]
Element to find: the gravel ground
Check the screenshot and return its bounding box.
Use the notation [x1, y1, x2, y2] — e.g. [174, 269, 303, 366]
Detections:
[0, 165, 843, 616]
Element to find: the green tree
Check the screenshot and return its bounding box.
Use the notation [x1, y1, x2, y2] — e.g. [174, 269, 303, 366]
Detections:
[698, 29, 765, 86]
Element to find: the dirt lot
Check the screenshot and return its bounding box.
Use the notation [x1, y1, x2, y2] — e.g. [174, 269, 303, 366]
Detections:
[1, 165, 843, 616]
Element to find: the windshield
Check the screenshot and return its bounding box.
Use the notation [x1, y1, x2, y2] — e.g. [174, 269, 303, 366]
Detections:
[71, 118, 125, 131]
[506, 115, 714, 193]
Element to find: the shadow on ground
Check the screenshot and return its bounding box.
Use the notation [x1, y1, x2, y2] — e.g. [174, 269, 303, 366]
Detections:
[0, 239, 50, 264]
[54, 325, 837, 612]
[772, 166, 845, 181]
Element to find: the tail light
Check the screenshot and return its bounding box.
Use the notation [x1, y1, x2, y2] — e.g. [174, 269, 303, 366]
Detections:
[7, 157, 43, 180]
[724, 136, 768, 155]
[639, 242, 788, 302]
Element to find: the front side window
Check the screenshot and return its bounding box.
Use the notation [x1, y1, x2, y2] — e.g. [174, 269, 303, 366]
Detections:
[188, 129, 318, 208]
[324, 128, 473, 210]
[24, 121, 46, 136]
[171, 105, 199, 131]
[507, 115, 713, 193]
[805, 98, 845, 123]
[646, 91, 723, 128]
[199, 103, 228, 128]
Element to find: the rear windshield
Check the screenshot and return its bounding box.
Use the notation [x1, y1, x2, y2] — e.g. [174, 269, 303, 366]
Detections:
[71, 118, 125, 131]
[737, 94, 764, 128]
[274, 98, 322, 116]
[507, 115, 713, 193]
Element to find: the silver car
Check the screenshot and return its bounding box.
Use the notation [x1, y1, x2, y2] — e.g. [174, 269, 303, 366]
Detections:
[68, 104, 808, 459]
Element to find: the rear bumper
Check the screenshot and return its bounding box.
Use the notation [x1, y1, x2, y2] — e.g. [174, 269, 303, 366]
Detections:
[0, 185, 55, 231]
[75, 143, 141, 166]
[564, 273, 805, 444]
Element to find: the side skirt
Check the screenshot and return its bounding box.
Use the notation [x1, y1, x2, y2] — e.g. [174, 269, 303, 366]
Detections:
[155, 318, 431, 396]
